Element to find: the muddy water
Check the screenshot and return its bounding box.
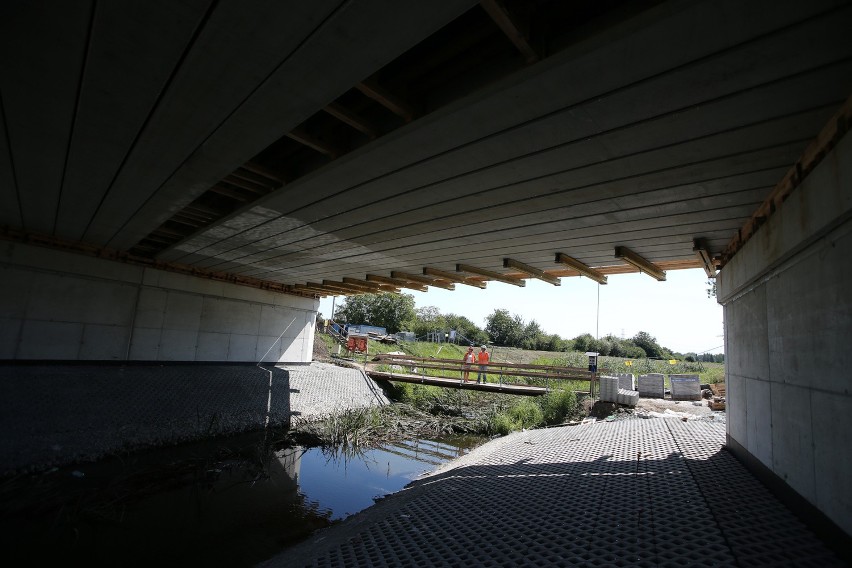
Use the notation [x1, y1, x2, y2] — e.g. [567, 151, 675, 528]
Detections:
[2, 433, 483, 567]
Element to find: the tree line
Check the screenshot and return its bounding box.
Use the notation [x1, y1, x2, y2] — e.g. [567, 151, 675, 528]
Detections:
[328, 292, 723, 362]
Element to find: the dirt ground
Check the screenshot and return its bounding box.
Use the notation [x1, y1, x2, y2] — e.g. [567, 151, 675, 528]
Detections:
[313, 331, 333, 362]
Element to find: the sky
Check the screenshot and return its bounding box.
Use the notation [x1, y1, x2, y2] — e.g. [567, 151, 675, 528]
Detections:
[318, 267, 724, 355]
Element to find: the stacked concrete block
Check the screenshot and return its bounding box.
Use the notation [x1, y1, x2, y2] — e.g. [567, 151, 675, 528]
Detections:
[638, 373, 665, 398]
[600, 375, 639, 406]
[670, 374, 702, 400]
[599, 375, 620, 403]
[616, 373, 635, 391]
[616, 388, 640, 406]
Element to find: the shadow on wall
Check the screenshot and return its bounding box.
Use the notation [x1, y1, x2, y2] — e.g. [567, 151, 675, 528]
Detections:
[0, 363, 297, 475]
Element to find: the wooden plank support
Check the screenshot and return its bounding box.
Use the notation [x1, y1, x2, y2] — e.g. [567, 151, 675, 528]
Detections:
[423, 267, 487, 289]
[480, 0, 540, 63]
[456, 263, 526, 287]
[169, 216, 205, 229]
[0, 227, 301, 297]
[286, 128, 339, 158]
[208, 184, 250, 201]
[503, 258, 560, 286]
[240, 161, 284, 184]
[324, 102, 380, 138]
[367, 274, 428, 292]
[721, 93, 852, 266]
[291, 284, 326, 296]
[342, 277, 399, 294]
[323, 279, 373, 293]
[554, 253, 608, 284]
[356, 79, 416, 122]
[391, 271, 456, 290]
[305, 282, 354, 295]
[614, 246, 666, 281]
[692, 238, 717, 278]
[343, 277, 382, 290]
[223, 174, 272, 194]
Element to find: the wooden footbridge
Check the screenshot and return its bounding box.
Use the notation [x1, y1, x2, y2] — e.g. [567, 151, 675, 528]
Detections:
[365, 353, 606, 397]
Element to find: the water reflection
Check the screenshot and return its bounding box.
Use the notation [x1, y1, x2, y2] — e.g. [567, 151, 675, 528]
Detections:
[295, 437, 476, 521]
[2, 434, 483, 567]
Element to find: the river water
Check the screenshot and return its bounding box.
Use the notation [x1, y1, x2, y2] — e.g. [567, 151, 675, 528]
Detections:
[2, 433, 483, 567]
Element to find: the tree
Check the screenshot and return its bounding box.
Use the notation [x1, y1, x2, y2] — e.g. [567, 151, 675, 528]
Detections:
[572, 333, 595, 353]
[485, 309, 524, 346]
[632, 331, 670, 359]
[411, 306, 446, 337]
[444, 313, 488, 344]
[521, 319, 543, 350]
[707, 279, 717, 299]
[335, 293, 416, 334]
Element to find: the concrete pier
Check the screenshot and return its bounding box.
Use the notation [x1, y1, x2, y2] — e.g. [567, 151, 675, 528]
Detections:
[0, 362, 386, 475]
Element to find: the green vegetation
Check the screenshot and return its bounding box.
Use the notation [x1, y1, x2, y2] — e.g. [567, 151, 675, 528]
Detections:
[331, 293, 723, 363]
[334, 293, 415, 334]
[313, 311, 725, 445]
[379, 374, 584, 438]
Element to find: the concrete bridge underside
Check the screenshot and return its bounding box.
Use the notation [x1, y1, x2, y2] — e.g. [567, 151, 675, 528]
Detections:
[0, 0, 850, 545]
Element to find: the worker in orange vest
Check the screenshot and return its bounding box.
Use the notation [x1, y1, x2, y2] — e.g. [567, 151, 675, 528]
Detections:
[462, 345, 476, 381]
[476, 345, 490, 384]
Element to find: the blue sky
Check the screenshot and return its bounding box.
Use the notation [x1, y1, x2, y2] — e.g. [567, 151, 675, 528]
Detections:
[319, 267, 723, 355]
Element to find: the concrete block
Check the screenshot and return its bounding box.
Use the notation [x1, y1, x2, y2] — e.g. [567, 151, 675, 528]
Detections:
[280, 335, 305, 363]
[79, 324, 129, 360]
[811, 390, 852, 536]
[599, 375, 619, 403]
[17, 320, 83, 359]
[2, 242, 141, 284]
[288, 315, 313, 340]
[158, 329, 197, 361]
[133, 287, 167, 329]
[724, 286, 769, 381]
[26, 273, 137, 327]
[256, 335, 285, 362]
[745, 377, 773, 469]
[726, 373, 747, 447]
[670, 374, 701, 400]
[638, 374, 665, 398]
[719, 133, 852, 301]
[227, 333, 258, 362]
[769, 382, 815, 504]
[0, 267, 33, 318]
[195, 331, 230, 361]
[128, 327, 161, 360]
[162, 291, 203, 331]
[258, 305, 290, 337]
[224, 283, 268, 303]
[766, 223, 852, 394]
[0, 317, 22, 358]
[616, 373, 635, 391]
[616, 388, 639, 407]
[200, 297, 260, 335]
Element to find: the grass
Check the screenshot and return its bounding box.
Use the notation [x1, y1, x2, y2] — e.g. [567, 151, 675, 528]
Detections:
[531, 353, 725, 385]
[313, 335, 723, 441]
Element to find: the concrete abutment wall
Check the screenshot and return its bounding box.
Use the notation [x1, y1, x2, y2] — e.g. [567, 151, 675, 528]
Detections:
[718, 132, 852, 536]
[0, 242, 318, 363]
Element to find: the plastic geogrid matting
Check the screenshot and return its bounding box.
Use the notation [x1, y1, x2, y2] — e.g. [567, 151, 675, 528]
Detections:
[261, 420, 844, 568]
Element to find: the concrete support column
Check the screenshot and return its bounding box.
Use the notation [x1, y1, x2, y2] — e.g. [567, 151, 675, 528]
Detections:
[0, 242, 318, 363]
[718, 131, 852, 536]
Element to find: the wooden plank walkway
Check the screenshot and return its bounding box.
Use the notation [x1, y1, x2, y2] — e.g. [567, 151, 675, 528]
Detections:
[365, 354, 606, 396]
[364, 369, 547, 396]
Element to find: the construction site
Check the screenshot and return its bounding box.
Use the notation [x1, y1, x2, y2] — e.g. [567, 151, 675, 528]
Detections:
[1, 0, 851, 565]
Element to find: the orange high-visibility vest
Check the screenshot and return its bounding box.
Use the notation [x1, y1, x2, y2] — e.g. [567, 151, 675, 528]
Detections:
[477, 351, 489, 364]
